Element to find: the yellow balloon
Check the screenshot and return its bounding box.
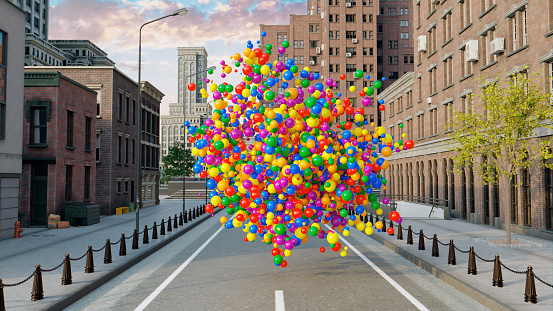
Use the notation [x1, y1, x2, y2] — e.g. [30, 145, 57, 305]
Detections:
[260, 65, 271, 75]
[210, 83, 218, 92]
[220, 216, 227, 224]
[327, 232, 339, 244]
[365, 227, 374, 235]
[247, 232, 256, 241]
[340, 250, 347, 257]
[349, 85, 356, 92]
[356, 222, 366, 231]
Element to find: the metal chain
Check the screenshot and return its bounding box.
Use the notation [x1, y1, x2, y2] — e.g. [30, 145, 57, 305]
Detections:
[437, 240, 451, 246]
[423, 234, 433, 240]
[125, 234, 134, 240]
[500, 262, 526, 274]
[92, 244, 106, 252]
[453, 245, 470, 253]
[534, 274, 553, 288]
[2, 272, 35, 287]
[412, 231, 420, 235]
[474, 253, 495, 263]
[110, 238, 121, 245]
[40, 260, 65, 272]
[69, 251, 88, 261]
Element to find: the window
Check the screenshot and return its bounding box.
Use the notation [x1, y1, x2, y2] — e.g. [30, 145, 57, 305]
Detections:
[34, 17, 39, 29]
[443, 12, 452, 43]
[401, 20, 408, 27]
[401, 33, 409, 39]
[346, 64, 357, 72]
[299, 40, 304, 48]
[294, 40, 298, 48]
[546, 165, 553, 230]
[85, 117, 91, 151]
[84, 166, 91, 201]
[300, 56, 304, 64]
[0, 30, 6, 140]
[329, 14, 333, 22]
[429, 108, 438, 136]
[346, 31, 357, 39]
[118, 92, 123, 120]
[417, 2, 421, 26]
[125, 97, 130, 123]
[329, 64, 334, 72]
[66, 111, 74, 148]
[388, 41, 398, 49]
[389, 72, 399, 79]
[377, 40, 382, 49]
[132, 99, 136, 125]
[346, 47, 356, 56]
[34, 1, 39, 13]
[117, 179, 122, 194]
[378, 24, 383, 33]
[318, 7, 321, 14]
[335, 48, 340, 56]
[522, 166, 531, 226]
[132, 139, 136, 165]
[31, 107, 47, 144]
[329, 31, 333, 39]
[508, 7, 527, 52]
[346, 14, 356, 22]
[363, 48, 367, 56]
[278, 33, 282, 41]
[388, 56, 398, 64]
[428, 26, 437, 54]
[369, 31, 374, 39]
[418, 114, 425, 138]
[362, 31, 367, 39]
[459, 0, 472, 30]
[96, 133, 100, 163]
[443, 56, 453, 87]
[64, 165, 73, 201]
[377, 56, 383, 64]
[118, 135, 122, 164]
[125, 180, 129, 194]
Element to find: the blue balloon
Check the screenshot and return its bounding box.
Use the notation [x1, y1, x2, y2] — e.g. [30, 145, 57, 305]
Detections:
[267, 77, 276, 87]
[311, 104, 322, 115]
[207, 179, 217, 189]
[290, 164, 300, 174]
[300, 70, 309, 78]
[315, 83, 324, 91]
[283, 71, 294, 81]
[281, 82, 289, 89]
[342, 130, 352, 140]
[313, 72, 320, 80]
[261, 31, 266, 37]
[193, 164, 203, 174]
[376, 157, 385, 166]
[249, 224, 258, 233]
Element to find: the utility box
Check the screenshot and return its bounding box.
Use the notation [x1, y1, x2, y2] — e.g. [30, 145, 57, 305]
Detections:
[65, 203, 101, 226]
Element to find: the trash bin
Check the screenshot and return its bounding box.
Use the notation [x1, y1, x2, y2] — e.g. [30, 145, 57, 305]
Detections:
[129, 202, 135, 212]
[65, 202, 101, 226]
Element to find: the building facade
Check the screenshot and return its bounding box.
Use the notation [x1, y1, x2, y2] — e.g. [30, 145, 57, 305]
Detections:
[20, 71, 97, 227]
[0, 0, 25, 239]
[24, 66, 164, 214]
[261, 0, 380, 127]
[376, 0, 414, 90]
[378, 0, 553, 239]
[177, 47, 208, 116]
[49, 40, 115, 66]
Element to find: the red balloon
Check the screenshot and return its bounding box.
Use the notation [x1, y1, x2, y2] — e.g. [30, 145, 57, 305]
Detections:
[243, 65, 253, 75]
[404, 140, 415, 149]
[340, 74, 346, 80]
[187, 83, 196, 91]
[320, 247, 326, 253]
[204, 204, 214, 214]
[389, 211, 400, 222]
[379, 104, 386, 111]
[387, 227, 394, 235]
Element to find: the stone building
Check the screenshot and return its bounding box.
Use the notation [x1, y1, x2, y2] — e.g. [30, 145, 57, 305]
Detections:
[378, 0, 553, 239]
[24, 66, 164, 214]
[20, 71, 97, 227]
[259, 0, 376, 125]
[178, 47, 208, 116]
[0, 0, 25, 239]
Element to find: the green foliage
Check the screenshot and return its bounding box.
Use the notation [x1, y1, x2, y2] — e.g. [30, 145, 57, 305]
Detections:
[447, 70, 553, 185]
[161, 142, 196, 178]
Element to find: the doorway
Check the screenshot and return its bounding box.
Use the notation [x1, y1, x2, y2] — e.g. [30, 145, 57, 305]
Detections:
[31, 165, 48, 226]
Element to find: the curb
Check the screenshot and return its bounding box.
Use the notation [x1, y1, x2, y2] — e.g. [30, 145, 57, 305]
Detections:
[43, 208, 219, 311]
[369, 232, 516, 311]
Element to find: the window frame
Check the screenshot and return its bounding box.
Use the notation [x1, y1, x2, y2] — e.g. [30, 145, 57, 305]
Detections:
[84, 166, 91, 201]
[65, 165, 73, 202]
[85, 116, 92, 152]
[66, 110, 74, 148]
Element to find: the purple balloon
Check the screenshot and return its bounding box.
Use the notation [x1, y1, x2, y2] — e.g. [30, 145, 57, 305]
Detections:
[278, 46, 286, 54]
[325, 78, 334, 86]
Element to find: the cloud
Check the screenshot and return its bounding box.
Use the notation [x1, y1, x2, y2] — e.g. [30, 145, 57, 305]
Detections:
[49, 0, 306, 56]
[198, 0, 210, 3]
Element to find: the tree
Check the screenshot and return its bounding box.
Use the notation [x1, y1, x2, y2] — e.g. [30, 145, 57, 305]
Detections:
[161, 142, 196, 179]
[447, 70, 553, 243]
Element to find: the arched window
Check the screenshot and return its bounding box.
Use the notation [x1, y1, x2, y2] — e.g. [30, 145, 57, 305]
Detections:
[428, 160, 433, 199]
[545, 162, 553, 230]
[511, 173, 518, 224]
[400, 163, 404, 196]
[420, 162, 425, 201]
[449, 159, 455, 211]
[443, 159, 448, 203]
[461, 166, 467, 218]
[433, 159, 438, 200]
[409, 163, 414, 197]
[468, 165, 475, 214]
[483, 156, 490, 224]
[416, 162, 420, 198]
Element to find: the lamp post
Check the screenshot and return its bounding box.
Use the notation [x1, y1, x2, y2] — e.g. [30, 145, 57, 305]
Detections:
[199, 114, 208, 205]
[136, 7, 188, 231]
[182, 63, 216, 217]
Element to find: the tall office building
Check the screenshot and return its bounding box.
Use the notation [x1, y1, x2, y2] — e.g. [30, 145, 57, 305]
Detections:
[378, 0, 553, 238]
[261, 0, 381, 127]
[177, 47, 208, 116]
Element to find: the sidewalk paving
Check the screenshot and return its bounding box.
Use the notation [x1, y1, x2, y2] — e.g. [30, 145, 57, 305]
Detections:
[0, 199, 211, 311]
[365, 215, 553, 311]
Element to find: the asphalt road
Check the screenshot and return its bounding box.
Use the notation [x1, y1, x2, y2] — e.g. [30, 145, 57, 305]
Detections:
[64, 214, 490, 311]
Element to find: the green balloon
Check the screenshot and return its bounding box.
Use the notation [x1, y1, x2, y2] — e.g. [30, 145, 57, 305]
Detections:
[207, 68, 213, 74]
[299, 147, 311, 158]
[305, 97, 317, 108]
[361, 175, 369, 183]
[373, 80, 382, 89]
[274, 254, 284, 265]
[226, 207, 234, 214]
[274, 223, 286, 235]
[368, 193, 378, 202]
[235, 61, 240, 67]
[312, 155, 323, 166]
[354, 69, 363, 79]
[253, 64, 262, 74]
[221, 197, 230, 206]
[266, 50, 271, 56]
[214, 140, 224, 150]
[327, 158, 334, 165]
[264, 90, 276, 101]
[339, 209, 348, 217]
[282, 41, 290, 48]
[304, 168, 312, 177]
[309, 226, 319, 236]
[290, 65, 298, 73]
[301, 79, 310, 88]
[371, 201, 380, 210]
[217, 84, 225, 93]
[366, 87, 374, 96]
[266, 136, 278, 147]
[225, 84, 234, 92]
[341, 190, 353, 201]
[266, 43, 273, 50]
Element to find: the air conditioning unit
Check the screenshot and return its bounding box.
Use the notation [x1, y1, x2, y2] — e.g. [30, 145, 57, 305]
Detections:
[310, 60, 315, 65]
[352, 38, 358, 44]
[346, 52, 353, 58]
[427, 97, 432, 104]
[490, 37, 505, 55]
[346, 2, 352, 7]
[321, 44, 325, 50]
[417, 35, 427, 52]
[465, 40, 479, 62]
[316, 47, 321, 54]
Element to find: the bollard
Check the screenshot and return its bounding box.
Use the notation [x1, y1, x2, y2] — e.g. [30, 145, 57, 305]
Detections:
[1, 279, 5, 311]
[418, 229, 425, 250]
[120, 233, 127, 256]
[85, 245, 94, 273]
[104, 239, 112, 264]
[160, 219, 166, 235]
[132, 229, 139, 250]
[432, 234, 439, 257]
[448, 240, 456, 265]
[31, 264, 44, 301]
[201, 204, 205, 215]
[14, 221, 23, 238]
[369, 213, 374, 225]
[174, 214, 178, 229]
[61, 254, 72, 285]
[152, 222, 158, 239]
[167, 216, 173, 232]
[492, 255, 503, 287]
[407, 225, 413, 245]
[143, 225, 149, 244]
[194, 207, 198, 219]
[375, 215, 380, 224]
[382, 217, 386, 231]
[363, 214, 368, 223]
[188, 209, 193, 221]
[524, 266, 537, 303]
[389, 219, 394, 236]
[397, 223, 403, 240]
[468, 246, 477, 275]
[179, 212, 184, 226]
[184, 209, 189, 223]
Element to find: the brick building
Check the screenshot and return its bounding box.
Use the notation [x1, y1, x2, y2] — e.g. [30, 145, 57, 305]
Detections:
[260, 0, 380, 126]
[24, 66, 164, 215]
[378, 0, 553, 239]
[20, 71, 96, 227]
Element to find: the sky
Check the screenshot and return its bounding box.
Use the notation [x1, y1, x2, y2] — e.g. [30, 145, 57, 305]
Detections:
[48, 0, 308, 114]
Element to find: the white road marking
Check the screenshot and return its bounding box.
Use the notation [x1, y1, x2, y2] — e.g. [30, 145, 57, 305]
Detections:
[275, 290, 285, 311]
[324, 224, 430, 311]
[134, 225, 224, 311]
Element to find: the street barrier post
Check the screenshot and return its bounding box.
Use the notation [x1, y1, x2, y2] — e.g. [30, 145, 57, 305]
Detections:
[61, 254, 72, 285]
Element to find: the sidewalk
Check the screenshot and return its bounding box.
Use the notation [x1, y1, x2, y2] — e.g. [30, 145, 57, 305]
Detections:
[365, 215, 553, 311]
[0, 199, 212, 311]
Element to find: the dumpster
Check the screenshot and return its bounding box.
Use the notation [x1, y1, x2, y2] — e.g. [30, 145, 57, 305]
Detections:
[65, 202, 101, 226]
[129, 202, 135, 212]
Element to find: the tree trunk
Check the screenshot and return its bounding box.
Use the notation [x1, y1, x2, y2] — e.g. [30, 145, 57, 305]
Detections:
[499, 168, 512, 244]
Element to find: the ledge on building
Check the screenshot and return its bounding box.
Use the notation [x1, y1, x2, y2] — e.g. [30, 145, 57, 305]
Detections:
[427, 51, 437, 59]
[479, 4, 496, 19]
[458, 23, 473, 35]
[506, 44, 528, 58]
[547, 30, 553, 38]
[480, 60, 498, 72]
[459, 73, 474, 83]
[427, 9, 437, 19]
[442, 84, 454, 91]
[442, 38, 453, 48]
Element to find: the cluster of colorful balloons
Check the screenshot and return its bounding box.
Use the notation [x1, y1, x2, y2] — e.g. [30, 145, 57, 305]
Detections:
[185, 34, 415, 267]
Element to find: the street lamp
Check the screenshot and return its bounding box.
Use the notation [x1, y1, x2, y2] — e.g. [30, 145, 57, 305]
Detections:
[182, 63, 216, 217]
[199, 114, 208, 205]
[136, 7, 187, 230]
